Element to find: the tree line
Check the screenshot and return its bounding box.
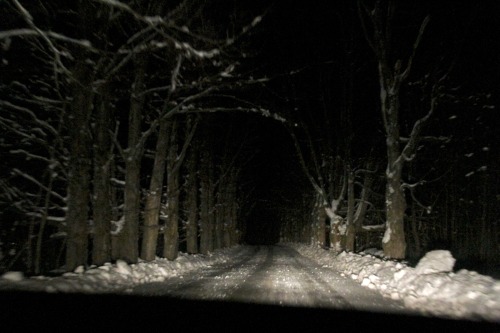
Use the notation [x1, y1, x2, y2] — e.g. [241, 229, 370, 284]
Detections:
[0, 0, 498, 275]
[275, 0, 498, 266]
[0, 0, 270, 274]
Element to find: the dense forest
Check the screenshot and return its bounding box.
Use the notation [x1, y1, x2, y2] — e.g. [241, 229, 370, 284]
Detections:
[0, 0, 498, 275]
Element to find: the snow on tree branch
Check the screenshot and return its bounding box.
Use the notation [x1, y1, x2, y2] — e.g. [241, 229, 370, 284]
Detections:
[95, 0, 222, 61]
[94, 0, 163, 24]
[11, 169, 65, 203]
[11, 0, 72, 77]
[178, 106, 285, 123]
[0, 29, 96, 52]
[0, 100, 58, 136]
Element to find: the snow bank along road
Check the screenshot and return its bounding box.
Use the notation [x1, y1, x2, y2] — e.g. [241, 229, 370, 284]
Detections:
[1, 245, 499, 331]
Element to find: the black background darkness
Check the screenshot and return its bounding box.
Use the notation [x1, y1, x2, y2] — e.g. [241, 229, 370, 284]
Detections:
[236, 0, 500, 245]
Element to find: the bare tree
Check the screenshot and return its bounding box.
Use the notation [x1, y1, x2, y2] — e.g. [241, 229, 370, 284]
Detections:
[183, 126, 199, 254]
[358, 0, 437, 259]
[65, 59, 95, 271]
[1, 0, 271, 271]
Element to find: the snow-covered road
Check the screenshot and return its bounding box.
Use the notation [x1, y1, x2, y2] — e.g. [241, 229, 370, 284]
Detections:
[132, 245, 409, 315]
[1, 244, 500, 331]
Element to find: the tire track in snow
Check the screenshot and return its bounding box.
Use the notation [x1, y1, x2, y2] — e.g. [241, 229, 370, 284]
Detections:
[131, 246, 267, 300]
[228, 245, 353, 309]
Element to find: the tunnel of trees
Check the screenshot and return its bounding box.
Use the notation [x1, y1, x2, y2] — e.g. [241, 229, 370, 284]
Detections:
[0, 0, 498, 275]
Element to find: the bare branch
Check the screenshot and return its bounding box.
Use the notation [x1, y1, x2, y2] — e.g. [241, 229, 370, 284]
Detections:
[0, 29, 96, 52]
[11, 0, 70, 75]
[399, 15, 431, 81]
[402, 183, 432, 214]
[357, 0, 377, 55]
[172, 115, 199, 174]
[11, 168, 66, 202]
[0, 100, 58, 136]
[398, 89, 439, 164]
[9, 149, 51, 164]
[287, 125, 326, 201]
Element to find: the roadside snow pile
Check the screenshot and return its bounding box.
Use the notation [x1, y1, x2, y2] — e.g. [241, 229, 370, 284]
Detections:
[287, 242, 500, 322]
[0, 246, 250, 294]
[2, 242, 500, 323]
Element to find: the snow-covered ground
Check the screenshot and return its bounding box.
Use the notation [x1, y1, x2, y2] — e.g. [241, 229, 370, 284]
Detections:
[1, 243, 499, 323]
[291, 243, 500, 323]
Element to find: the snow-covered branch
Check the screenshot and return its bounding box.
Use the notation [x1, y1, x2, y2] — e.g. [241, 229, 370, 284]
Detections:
[11, 0, 71, 78]
[170, 54, 183, 94]
[288, 126, 325, 200]
[0, 178, 24, 201]
[135, 87, 215, 148]
[0, 29, 96, 52]
[225, 13, 265, 47]
[171, 116, 199, 175]
[361, 224, 385, 231]
[25, 212, 66, 223]
[11, 169, 66, 203]
[399, 15, 430, 81]
[404, 184, 432, 214]
[178, 106, 285, 123]
[9, 149, 52, 164]
[400, 135, 450, 143]
[397, 91, 439, 166]
[95, 0, 223, 63]
[0, 100, 58, 136]
[0, 116, 34, 141]
[93, 0, 163, 24]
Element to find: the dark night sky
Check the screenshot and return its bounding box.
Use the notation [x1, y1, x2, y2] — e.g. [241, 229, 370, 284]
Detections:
[1, 1, 498, 249]
[238, 0, 500, 244]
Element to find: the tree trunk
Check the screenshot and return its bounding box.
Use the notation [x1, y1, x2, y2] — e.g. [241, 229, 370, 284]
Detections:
[92, 86, 113, 266]
[380, 87, 406, 259]
[208, 160, 216, 252]
[230, 196, 239, 246]
[65, 62, 93, 271]
[34, 173, 54, 274]
[345, 170, 355, 252]
[314, 193, 326, 248]
[163, 120, 180, 260]
[185, 143, 199, 254]
[110, 158, 120, 260]
[223, 171, 238, 248]
[382, 162, 407, 258]
[114, 56, 147, 264]
[410, 200, 421, 258]
[359, 1, 430, 259]
[353, 164, 374, 251]
[199, 150, 211, 255]
[222, 195, 231, 248]
[162, 116, 198, 259]
[141, 118, 170, 261]
[328, 199, 343, 253]
[163, 170, 180, 260]
[215, 188, 225, 249]
[329, 216, 343, 253]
